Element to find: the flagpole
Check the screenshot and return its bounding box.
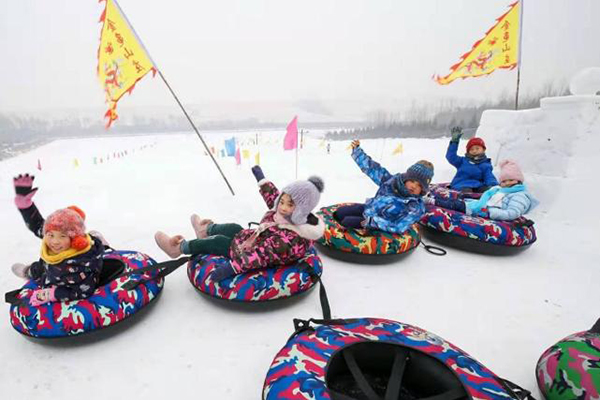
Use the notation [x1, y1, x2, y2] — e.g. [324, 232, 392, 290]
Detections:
[295, 142, 298, 179]
[514, 0, 525, 110]
[111, 0, 235, 196]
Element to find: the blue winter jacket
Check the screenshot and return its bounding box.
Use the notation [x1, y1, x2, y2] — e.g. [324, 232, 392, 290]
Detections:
[465, 184, 539, 221]
[352, 147, 425, 234]
[446, 141, 498, 190]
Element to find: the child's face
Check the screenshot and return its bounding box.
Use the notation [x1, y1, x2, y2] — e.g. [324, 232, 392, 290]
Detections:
[44, 230, 71, 254]
[468, 145, 485, 156]
[404, 180, 423, 196]
[277, 194, 296, 217]
[500, 179, 520, 188]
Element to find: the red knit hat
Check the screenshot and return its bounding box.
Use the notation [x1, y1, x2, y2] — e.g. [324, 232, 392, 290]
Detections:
[466, 137, 486, 152]
[43, 206, 89, 250]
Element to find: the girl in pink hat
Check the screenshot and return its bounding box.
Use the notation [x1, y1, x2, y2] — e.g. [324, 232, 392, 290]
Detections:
[425, 160, 538, 220]
[11, 174, 106, 306]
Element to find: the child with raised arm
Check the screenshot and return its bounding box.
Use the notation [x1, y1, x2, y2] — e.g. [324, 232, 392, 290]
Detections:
[154, 167, 325, 281]
[11, 174, 105, 306]
[334, 140, 434, 234]
[446, 126, 498, 193]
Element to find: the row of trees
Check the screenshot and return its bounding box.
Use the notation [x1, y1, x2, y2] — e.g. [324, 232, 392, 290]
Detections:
[326, 82, 570, 141]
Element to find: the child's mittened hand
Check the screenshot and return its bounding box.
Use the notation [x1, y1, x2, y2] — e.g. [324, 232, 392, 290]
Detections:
[351, 140, 360, 149]
[11, 263, 30, 279]
[209, 264, 236, 281]
[251, 165, 265, 182]
[13, 173, 38, 209]
[29, 287, 56, 307]
[450, 126, 463, 142]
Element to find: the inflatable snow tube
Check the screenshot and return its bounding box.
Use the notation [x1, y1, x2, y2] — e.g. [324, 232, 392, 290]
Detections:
[8, 250, 162, 338]
[187, 246, 323, 302]
[263, 318, 533, 400]
[536, 319, 600, 400]
[420, 205, 536, 255]
[316, 203, 420, 263]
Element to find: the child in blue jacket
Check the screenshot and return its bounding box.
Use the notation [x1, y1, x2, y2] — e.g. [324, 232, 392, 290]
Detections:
[446, 127, 498, 192]
[425, 160, 538, 221]
[335, 140, 434, 234]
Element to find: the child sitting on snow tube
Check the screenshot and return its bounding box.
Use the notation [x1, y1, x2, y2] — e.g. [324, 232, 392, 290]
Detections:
[446, 126, 498, 193]
[424, 159, 538, 220]
[154, 166, 325, 281]
[11, 174, 107, 306]
[335, 139, 434, 234]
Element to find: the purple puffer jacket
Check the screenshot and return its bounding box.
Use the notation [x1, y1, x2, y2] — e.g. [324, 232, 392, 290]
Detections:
[228, 180, 325, 274]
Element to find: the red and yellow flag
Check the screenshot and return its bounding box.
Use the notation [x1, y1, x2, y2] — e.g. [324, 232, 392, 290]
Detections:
[97, 0, 156, 127]
[434, 1, 520, 85]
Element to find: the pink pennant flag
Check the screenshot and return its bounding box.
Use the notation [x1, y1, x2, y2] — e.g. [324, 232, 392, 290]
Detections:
[235, 148, 241, 165]
[283, 116, 298, 150]
[36, 159, 42, 171]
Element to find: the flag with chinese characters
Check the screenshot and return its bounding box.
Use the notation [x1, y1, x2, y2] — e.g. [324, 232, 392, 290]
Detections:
[97, 0, 156, 127]
[434, 1, 520, 85]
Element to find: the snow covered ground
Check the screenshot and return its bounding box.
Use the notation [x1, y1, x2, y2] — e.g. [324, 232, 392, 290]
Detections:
[1, 95, 599, 399]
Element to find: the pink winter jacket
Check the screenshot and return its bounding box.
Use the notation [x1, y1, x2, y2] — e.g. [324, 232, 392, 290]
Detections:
[228, 180, 325, 274]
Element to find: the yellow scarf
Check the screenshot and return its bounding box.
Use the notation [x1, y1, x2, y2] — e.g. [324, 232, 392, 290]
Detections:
[40, 234, 93, 264]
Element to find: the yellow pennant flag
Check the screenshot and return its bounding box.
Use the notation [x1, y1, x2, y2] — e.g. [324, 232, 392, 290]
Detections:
[73, 158, 80, 168]
[434, 1, 520, 85]
[255, 152, 260, 165]
[97, 0, 156, 127]
[242, 149, 250, 160]
[392, 143, 403, 155]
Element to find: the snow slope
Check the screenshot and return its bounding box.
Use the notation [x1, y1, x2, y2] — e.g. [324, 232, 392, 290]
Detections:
[0, 95, 598, 399]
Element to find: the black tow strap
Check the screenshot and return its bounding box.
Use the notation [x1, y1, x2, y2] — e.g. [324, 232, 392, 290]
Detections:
[498, 378, 537, 400]
[590, 318, 600, 334]
[303, 264, 331, 320]
[5, 289, 22, 305]
[421, 239, 447, 256]
[4, 256, 191, 304]
[120, 256, 191, 290]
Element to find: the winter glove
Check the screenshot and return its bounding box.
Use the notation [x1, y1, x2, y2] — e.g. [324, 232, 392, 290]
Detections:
[351, 140, 360, 150]
[11, 263, 31, 279]
[13, 173, 38, 209]
[251, 165, 265, 182]
[450, 126, 463, 143]
[29, 287, 57, 307]
[209, 264, 236, 281]
[476, 208, 490, 218]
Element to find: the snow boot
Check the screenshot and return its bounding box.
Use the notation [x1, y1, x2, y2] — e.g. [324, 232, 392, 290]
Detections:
[154, 231, 184, 259]
[191, 214, 213, 239]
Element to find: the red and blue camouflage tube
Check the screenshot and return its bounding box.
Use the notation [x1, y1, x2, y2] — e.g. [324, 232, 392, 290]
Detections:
[187, 246, 322, 302]
[9, 250, 162, 338]
[420, 204, 536, 247]
[536, 327, 600, 400]
[317, 203, 420, 255]
[263, 318, 525, 399]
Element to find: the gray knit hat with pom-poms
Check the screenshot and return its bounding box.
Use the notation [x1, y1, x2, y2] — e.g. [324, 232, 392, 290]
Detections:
[275, 176, 324, 225]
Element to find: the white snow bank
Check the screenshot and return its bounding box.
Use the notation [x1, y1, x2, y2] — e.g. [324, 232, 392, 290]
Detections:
[569, 67, 600, 95]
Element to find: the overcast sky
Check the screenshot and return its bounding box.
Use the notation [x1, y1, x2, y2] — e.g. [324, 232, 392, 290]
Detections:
[1, 0, 599, 115]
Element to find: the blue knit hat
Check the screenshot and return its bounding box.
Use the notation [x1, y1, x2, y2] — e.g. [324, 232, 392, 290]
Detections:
[402, 160, 434, 193]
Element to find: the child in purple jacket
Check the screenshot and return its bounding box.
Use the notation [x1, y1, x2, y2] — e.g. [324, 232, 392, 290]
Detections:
[154, 167, 325, 281]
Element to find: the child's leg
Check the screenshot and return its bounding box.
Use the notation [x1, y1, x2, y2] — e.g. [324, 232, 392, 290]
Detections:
[339, 216, 365, 229]
[206, 223, 244, 238]
[334, 204, 367, 229]
[334, 204, 365, 220]
[434, 197, 467, 213]
[181, 235, 233, 256]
